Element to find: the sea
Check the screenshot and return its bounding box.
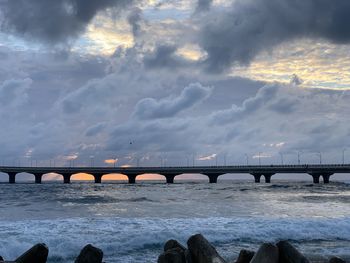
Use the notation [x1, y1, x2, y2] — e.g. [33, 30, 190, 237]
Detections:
[1, 179, 350, 262]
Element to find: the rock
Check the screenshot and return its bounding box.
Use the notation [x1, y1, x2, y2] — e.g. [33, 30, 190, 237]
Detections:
[15, 243, 49, 263]
[187, 234, 226, 263]
[0, 256, 3, 261]
[235, 249, 255, 263]
[329, 257, 346, 263]
[185, 249, 193, 263]
[250, 243, 279, 263]
[75, 244, 103, 263]
[158, 248, 186, 263]
[164, 240, 186, 252]
[277, 241, 309, 263]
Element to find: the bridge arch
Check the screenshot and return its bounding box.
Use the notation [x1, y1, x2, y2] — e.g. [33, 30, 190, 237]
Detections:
[136, 173, 166, 183]
[16, 172, 36, 183]
[174, 173, 210, 183]
[41, 173, 62, 182]
[70, 173, 95, 182]
[101, 173, 128, 182]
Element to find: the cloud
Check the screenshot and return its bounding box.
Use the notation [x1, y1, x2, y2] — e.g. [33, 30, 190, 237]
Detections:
[133, 82, 212, 120]
[211, 84, 279, 125]
[127, 7, 143, 38]
[199, 0, 350, 72]
[143, 45, 191, 70]
[85, 123, 107, 137]
[0, 0, 133, 42]
[0, 78, 32, 107]
[195, 0, 213, 12]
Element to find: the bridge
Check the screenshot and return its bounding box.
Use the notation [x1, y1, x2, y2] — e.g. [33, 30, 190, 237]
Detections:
[0, 164, 349, 184]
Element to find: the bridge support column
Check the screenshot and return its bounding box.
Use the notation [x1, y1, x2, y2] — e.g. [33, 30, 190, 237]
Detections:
[165, 175, 176, 184]
[62, 174, 71, 184]
[34, 173, 43, 184]
[251, 174, 262, 183]
[312, 174, 320, 184]
[94, 174, 103, 184]
[263, 173, 275, 183]
[204, 174, 223, 183]
[8, 172, 16, 184]
[127, 175, 137, 184]
[322, 173, 333, 184]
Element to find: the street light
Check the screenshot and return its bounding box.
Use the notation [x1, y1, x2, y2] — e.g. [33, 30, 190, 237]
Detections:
[245, 154, 249, 165]
[343, 149, 347, 165]
[297, 151, 302, 165]
[279, 153, 284, 165]
[317, 151, 322, 164]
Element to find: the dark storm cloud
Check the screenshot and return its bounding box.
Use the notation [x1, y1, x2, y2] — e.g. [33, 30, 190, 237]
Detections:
[200, 0, 350, 72]
[0, 0, 132, 42]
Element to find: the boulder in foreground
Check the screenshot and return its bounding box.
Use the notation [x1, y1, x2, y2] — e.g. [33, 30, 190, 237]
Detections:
[250, 243, 278, 263]
[187, 234, 226, 263]
[15, 243, 48, 263]
[277, 241, 309, 263]
[329, 257, 346, 263]
[158, 247, 186, 263]
[235, 249, 255, 263]
[75, 244, 103, 263]
[164, 240, 186, 252]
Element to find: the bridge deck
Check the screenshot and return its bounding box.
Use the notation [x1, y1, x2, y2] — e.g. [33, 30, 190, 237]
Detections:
[0, 164, 349, 184]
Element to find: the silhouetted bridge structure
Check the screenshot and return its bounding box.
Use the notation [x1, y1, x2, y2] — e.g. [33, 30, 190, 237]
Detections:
[1, 164, 349, 184]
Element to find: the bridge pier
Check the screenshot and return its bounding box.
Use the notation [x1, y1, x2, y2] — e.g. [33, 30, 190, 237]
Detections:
[312, 174, 320, 184]
[8, 172, 16, 184]
[62, 174, 72, 184]
[322, 173, 333, 184]
[127, 174, 137, 184]
[34, 173, 43, 184]
[251, 173, 262, 183]
[204, 173, 223, 183]
[263, 173, 275, 183]
[94, 174, 103, 184]
[164, 174, 177, 184]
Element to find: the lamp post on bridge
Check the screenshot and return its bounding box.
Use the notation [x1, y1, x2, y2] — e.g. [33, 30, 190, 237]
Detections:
[279, 153, 284, 165]
[245, 154, 249, 165]
[297, 151, 303, 165]
[258, 152, 262, 166]
[343, 149, 347, 165]
[317, 151, 322, 164]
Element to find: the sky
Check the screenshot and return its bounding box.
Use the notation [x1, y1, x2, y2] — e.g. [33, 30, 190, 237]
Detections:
[0, 0, 350, 174]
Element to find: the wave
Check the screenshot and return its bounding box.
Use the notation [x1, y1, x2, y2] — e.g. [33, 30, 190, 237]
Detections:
[0, 216, 350, 262]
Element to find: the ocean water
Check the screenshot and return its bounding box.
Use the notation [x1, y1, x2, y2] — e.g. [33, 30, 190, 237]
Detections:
[1, 180, 350, 262]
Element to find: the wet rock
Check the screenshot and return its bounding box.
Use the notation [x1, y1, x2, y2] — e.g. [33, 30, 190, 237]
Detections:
[185, 249, 193, 263]
[0, 256, 3, 261]
[329, 257, 346, 263]
[250, 243, 279, 263]
[235, 249, 255, 263]
[277, 241, 309, 263]
[187, 234, 226, 263]
[75, 244, 103, 263]
[158, 247, 186, 263]
[15, 243, 49, 263]
[164, 240, 186, 252]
